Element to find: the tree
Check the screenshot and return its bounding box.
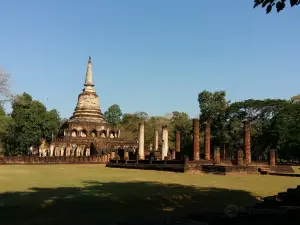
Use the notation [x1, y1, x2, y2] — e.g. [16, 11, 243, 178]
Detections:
[226, 98, 289, 159]
[0, 70, 11, 102]
[198, 90, 227, 123]
[104, 104, 123, 127]
[268, 103, 300, 161]
[4, 93, 61, 155]
[144, 115, 170, 148]
[120, 112, 150, 140]
[254, 0, 300, 14]
[0, 104, 13, 142]
[43, 109, 61, 142]
[198, 90, 228, 147]
[169, 111, 192, 155]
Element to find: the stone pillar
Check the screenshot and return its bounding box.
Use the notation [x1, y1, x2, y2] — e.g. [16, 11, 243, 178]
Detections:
[184, 155, 189, 165]
[162, 125, 169, 159]
[204, 121, 211, 160]
[154, 130, 158, 151]
[111, 151, 116, 159]
[176, 131, 180, 152]
[237, 150, 244, 166]
[138, 122, 145, 159]
[106, 129, 110, 138]
[172, 149, 176, 160]
[243, 120, 251, 165]
[124, 151, 129, 160]
[213, 146, 221, 164]
[193, 119, 200, 161]
[149, 144, 153, 151]
[221, 143, 226, 159]
[183, 155, 189, 172]
[118, 130, 121, 138]
[269, 150, 276, 166]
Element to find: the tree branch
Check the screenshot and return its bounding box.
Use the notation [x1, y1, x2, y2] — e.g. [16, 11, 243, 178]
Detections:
[254, 0, 300, 14]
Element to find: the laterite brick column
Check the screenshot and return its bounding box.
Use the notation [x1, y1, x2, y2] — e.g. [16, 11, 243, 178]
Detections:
[193, 119, 200, 160]
[221, 143, 226, 159]
[204, 121, 211, 160]
[154, 130, 159, 151]
[176, 131, 180, 153]
[237, 150, 244, 166]
[243, 120, 251, 165]
[111, 151, 116, 159]
[124, 151, 129, 160]
[269, 150, 276, 166]
[213, 146, 221, 164]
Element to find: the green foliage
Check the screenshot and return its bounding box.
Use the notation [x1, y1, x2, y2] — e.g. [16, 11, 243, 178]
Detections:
[120, 112, 148, 141]
[143, 115, 170, 147]
[198, 90, 228, 148]
[198, 90, 227, 123]
[268, 103, 300, 161]
[169, 111, 192, 155]
[43, 109, 61, 142]
[3, 93, 61, 155]
[0, 71, 11, 99]
[104, 104, 123, 127]
[197, 90, 299, 161]
[120, 112, 177, 151]
[225, 98, 289, 159]
[254, 0, 300, 14]
[0, 104, 14, 141]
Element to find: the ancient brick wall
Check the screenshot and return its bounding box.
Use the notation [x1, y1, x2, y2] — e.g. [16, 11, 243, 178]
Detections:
[0, 155, 108, 164]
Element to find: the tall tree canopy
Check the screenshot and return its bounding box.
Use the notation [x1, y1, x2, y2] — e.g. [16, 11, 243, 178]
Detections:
[0, 104, 13, 142]
[4, 93, 61, 155]
[254, 0, 300, 14]
[169, 111, 192, 155]
[198, 90, 227, 123]
[268, 103, 300, 161]
[104, 104, 123, 127]
[197, 90, 300, 161]
[198, 90, 228, 147]
[121, 111, 152, 141]
[0, 70, 11, 102]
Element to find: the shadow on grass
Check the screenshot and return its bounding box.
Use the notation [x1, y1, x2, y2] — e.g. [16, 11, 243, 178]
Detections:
[0, 181, 261, 225]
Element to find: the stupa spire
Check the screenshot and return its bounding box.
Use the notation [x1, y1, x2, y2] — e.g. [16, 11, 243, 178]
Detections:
[84, 56, 95, 92]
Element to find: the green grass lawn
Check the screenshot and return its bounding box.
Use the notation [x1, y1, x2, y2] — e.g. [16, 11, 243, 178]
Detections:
[0, 164, 299, 225]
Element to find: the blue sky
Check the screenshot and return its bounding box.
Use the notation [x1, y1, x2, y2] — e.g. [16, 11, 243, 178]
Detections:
[0, 0, 299, 119]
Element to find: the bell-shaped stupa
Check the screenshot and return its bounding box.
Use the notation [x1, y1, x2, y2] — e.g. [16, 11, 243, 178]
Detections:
[70, 56, 105, 123]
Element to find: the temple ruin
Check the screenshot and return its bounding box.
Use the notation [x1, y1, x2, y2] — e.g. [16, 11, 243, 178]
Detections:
[50, 57, 138, 157]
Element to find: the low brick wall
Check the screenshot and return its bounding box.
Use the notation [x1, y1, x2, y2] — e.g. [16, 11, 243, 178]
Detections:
[202, 165, 258, 174]
[106, 162, 185, 173]
[0, 155, 106, 164]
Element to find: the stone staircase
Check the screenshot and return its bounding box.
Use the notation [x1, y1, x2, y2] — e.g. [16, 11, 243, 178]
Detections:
[254, 185, 300, 210]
